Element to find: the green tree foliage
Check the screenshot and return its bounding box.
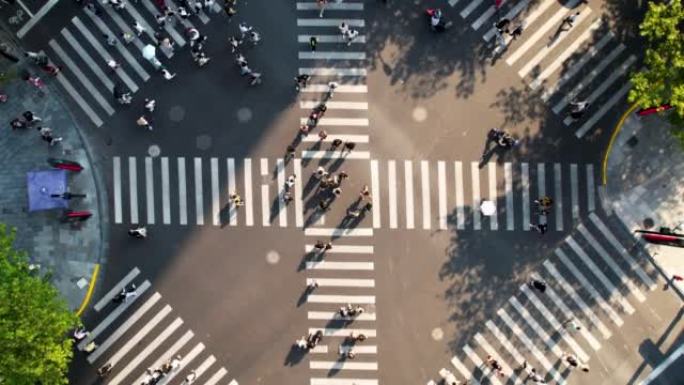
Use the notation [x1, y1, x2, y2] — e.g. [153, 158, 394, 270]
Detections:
[629, 1, 684, 117]
[0, 224, 78, 385]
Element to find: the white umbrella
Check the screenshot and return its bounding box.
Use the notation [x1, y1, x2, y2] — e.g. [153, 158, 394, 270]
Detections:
[480, 200, 496, 216]
[142, 44, 156, 61]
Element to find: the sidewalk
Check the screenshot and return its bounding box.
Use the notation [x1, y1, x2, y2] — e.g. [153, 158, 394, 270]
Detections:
[604, 108, 684, 297]
[0, 29, 107, 314]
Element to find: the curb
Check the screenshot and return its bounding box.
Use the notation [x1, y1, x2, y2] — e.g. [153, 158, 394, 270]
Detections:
[76, 264, 100, 316]
[601, 102, 639, 186]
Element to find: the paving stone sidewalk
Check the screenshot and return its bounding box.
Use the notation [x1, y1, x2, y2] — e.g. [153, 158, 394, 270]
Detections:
[605, 111, 684, 297]
[0, 29, 107, 312]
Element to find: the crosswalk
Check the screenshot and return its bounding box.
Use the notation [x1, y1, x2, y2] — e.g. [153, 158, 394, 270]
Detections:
[80, 267, 238, 385]
[448, 0, 636, 138]
[41, 0, 222, 127]
[426, 212, 660, 385]
[112, 156, 598, 231]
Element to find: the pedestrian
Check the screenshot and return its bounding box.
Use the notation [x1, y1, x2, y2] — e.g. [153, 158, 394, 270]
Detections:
[178, 6, 190, 18]
[248, 72, 262, 86]
[561, 11, 580, 29]
[509, 24, 523, 39]
[314, 240, 332, 252]
[318, 200, 330, 211]
[295, 74, 310, 91]
[235, 53, 247, 67]
[97, 363, 113, 378]
[248, 31, 261, 45]
[195, 52, 211, 66]
[104, 34, 117, 46]
[317, 0, 327, 17]
[337, 171, 349, 183]
[347, 208, 361, 218]
[137, 115, 153, 130]
[326, 81, 338, 99]
[40, 127, 63, 146]
[107, 59, 120, 71]
[534, 196, 553, 213]
[133, 21, 146, 36]
[285, 145, 296, 161]
[339, 22, 349, 38]
[144, 98, 156, 112]
[318, 129, 328, 141]
[486, 355, 504, 377]
[346, 29, 359, 46]
[330, 138, 343, 150]
[160, 37, 174, 53]
[307, 279, 319, 290]
[240, 62, 252, 76]
[161, 69, 177, 80]
[359, 185, 371, 200]
[494, 18, 510, 35]
[181, 370, 197, 385]
[309, 36, 318, 52]
[238, 22, 252, 39]
[315, 166, 328, 179]
[156, 13, 167, 26]
[121, 31, 135, 44]
[282, 191, 293, 204]
[224, 3, 236, 18]
[286, 174, 296, 190]
[528, 278, 547, 293]
[84, 340, 98, 353]
[230, 192, 244, 207]
[343, 141, 355, 153]
[530, 223, 548, 234]
[22, 110, 42, 124]
[562, 352, 579, 368]
[72, 326, 90, 341]
[562, 318, 581, 332]
[569, 99, 590, 120]
[228, 36, 241, 52]
[332, 187, 342, 196]
[673, 274, 684, 282]
[363, 201, 372, 213]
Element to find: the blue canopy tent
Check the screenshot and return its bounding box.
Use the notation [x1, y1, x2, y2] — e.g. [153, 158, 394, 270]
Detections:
[26, 169, 68, 212]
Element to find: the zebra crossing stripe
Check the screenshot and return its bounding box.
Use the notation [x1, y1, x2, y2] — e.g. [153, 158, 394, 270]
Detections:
[139, 0, 186, 47]
[227, 158, 237, 226]
[305, 227, 373, 236]
[483, 0, 532, 42]
[162, 342, 205, 383]
[302, 134, 369, 142]
[121, 3, 168, 55]
[531, 272, 602, 349]
[311, 379, 378, 385]
[311, 328, 376, 338]
[541, 261, 612, 339]
[307, 278, 375, 287]
[577, 224, 646, 302]
[308, 311, 376, 321]
[450, 356, 480, 385]
[421, 160, 431, 230]
[299, 67, 367, 76]
[438, 161, 447, 230]
[61, 28, 114, 91]
[300, 117, 369, 126]
[565, 237, 635, 314]
[471, 3, 497, 31]
[260, 158, 270, 227]
[504, 163, 514, 230]
[586, 165, 595, 212]
[473, 333, 523, 385]
[308, 294, 375, 304]
[471, 162, 481, 230]
[463, 344, 501, 385]
[309, 345, 330, 354]
[300, 101, 369, 110]
[404, 160, 415, 229]
[484, 321, 526, 366]
[488, 162, 498, 230]
[145, 158, 156, 225]
[447, 0, 460, 6]
[203, 368, 228, 385]
[455, 161, 465, 230]
[297, 19, 365, 27]
[244, 158, 254, 226]
[129, 157, 139, 224]
[129, 329, 194, 385]
[178, 157, 188, 225]
[277, 158, 287, 227]
[194, 158, 204, 225]
[310, 361, 377, 370]
[90, 3, 143, 53]
[508, 296, 563, 358]
[338, 345, 377, 354]
[113, 157, 123, 224]
[211, 158, 220, 226]
[371, 160, 381, 228]
[460, 0, 484, 18]
[388, 160, 398, 229]
[193, 355, 217, 381]
[93, 267, 140, 312]
[296, 2, 364, 10]
[107, 318, 184, 385]
[298, 35, 367, 44]
[294, 159, 304, 227]
[161, 157, 171, 224]
[537, 163, 546, 226]
[497, 309, 565, 384]
[301, 151, 371, 159]
[575, 80, 633, 139]
[521, 163, 530, 231]
[306, 261, 374, 270]
[302, 84, 368, 93]
[554, 163, 563, 230]
[520, 284, 589, 362]
[555, 249, 624, 326]
[50, 55, 103, 126]
[588, 213, 656, 289]
[570, 164, 579, 221]
[299, 51, 366, 60]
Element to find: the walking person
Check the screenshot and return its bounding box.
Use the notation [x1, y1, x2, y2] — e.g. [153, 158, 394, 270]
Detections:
[181, 370, 197, 385]
[285, 174, 297, 190]
[318, 129, 328, 141]
[309, 36, 318, 52]
[509, 24, 523, 39]
[326, 81, 338, 99]
[346, 29, 359, 46]
[562, 318, 582, 332]
[137, 115, 153, 130]
[161, 68, 177, 80]
[485, 355, 504, 377]
[128, 226, 148, 238]
[133, 21, 146, 36]
[39, 127, 63, 146]
[294, 74, 310, 91]
[22, 110, 42, 125]
[560, 11, 580, 30]
[248, 72, 262, 86]
[530, 223, 548, 234]
[314, 240, 332, 254]
[230, 192, 244, 207]
[144, 98, 156, 112]
[359, 185, 371, 201]
[339, 22, 349, 38]
[317, 0, 327, 17]
[330, 138, 343, 151]
[342, 141, 355, 154]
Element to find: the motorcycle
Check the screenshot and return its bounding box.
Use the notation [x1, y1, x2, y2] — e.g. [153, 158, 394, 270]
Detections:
[426, 8, 452, 32]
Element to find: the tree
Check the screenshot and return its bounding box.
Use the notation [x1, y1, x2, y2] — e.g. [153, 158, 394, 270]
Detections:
[628, 1, 684, 117]
[0, 224, 78, 385]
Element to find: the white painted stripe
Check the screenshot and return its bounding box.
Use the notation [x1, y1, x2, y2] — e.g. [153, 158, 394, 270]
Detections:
[129, 157, 139, 224]
[575, 82, 631, 138]
[471, 162, 481, 230]
[578, 224, 645, 302]
[61, 28, 114, 91]
[300, 101, 368, 110]
[160, 343, 205, 384]
[120, 2, 168, 55]
[521, 163, 530, 231]
[113, 157, 122, 224]
[460, 0, 484, 18]
[79, 280, 151, 349]
[488, 162, 498, 230]
[308, 295, 375, 304]
[139, 0, 186, 47]
[145, 158, 155, 225]
[483, 0, 532, 42]
[128, 329, 194, 385]
[530, 20, 604, 90]
[94, 304, 171, 365]
[300, 117, 369, 126]
[82, 9, 149, 82]
[194, 355, 216, 380]
[506, 0, 581, 65]
[305, 244, 373, 254]
[50, 58, 103, 126]
[302, 84, 367, 93]
[497, 309, 565, 384]
[301, 151, 371, 160]
[293, 159, 304, 227]
[474, 333, 523, 385]
[504, 163, 514, 230]
[93, 267, 141, 312]
[227, 158, 237, 226]
[455, 161, 465, 230]
[308, 311, 376, 321]
[532, 272, 602, 350]
[471, 3, 497, 31]
[338, 345, 377, 354]
[542, 261, 612, 339]
[566, 237, 635, 314]
[276, 158, 287, 227]
[517, 9, 592, 78]
[554, 163, 563, 230]
[203, 368, 228, 385]
[405, 160, 415, 229]
[588, 213, 656, 289]
[98, 4, 148, 55]
[310, 328, 376, 338]
[48, 39, 115, 115]
[310, 345, 330, 354]
[298, 35, 367, 43]
[371, 160, 381, 229]
[244, 158, 254, 226]
[106, 318, 183, 385]
[448, 0, 460, 6]
[556, 51, 634, 115]
[450, 356, 480, 385]
[537, 163, 546, 226]
[194, 158, 204, 225]
[211, 158, 220, 226]
[570, 164, 579, 221]
[161, 157, 170, 224]
[520, 285, 589, 362]
[178, 158, 188, 225]
[310, 361, 377, 370]
[421, 161, 431, 230]
[299, 67, 367, 76]
[297, 19, 365, 27]
[556, 249, 624, 326]
[297, 2, 364, 10]
[305, 227, 373, 236]
[311, 379, 378, 385]
[302, 134, 368, 144]
[509, 296, 563, 357]
[463, 344, 501, 385]
[260, 158, 270, 227]
[484, 321, 526, 366]
[586, 164, 595, 212]
[541, 34, 618, 101]
[388, 160, 398, 229]
[307, 278, 375, 287]
[306, 261, 374, 270]
[16, 0, 53, 37]
[299, 51, 366, 60]
[438, 161, 447, 230]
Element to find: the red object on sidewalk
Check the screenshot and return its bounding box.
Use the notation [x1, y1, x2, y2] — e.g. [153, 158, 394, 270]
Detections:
[495, 0, 503, 8]
[673, 275, 683, 282]
[637, 104, 672, 116]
